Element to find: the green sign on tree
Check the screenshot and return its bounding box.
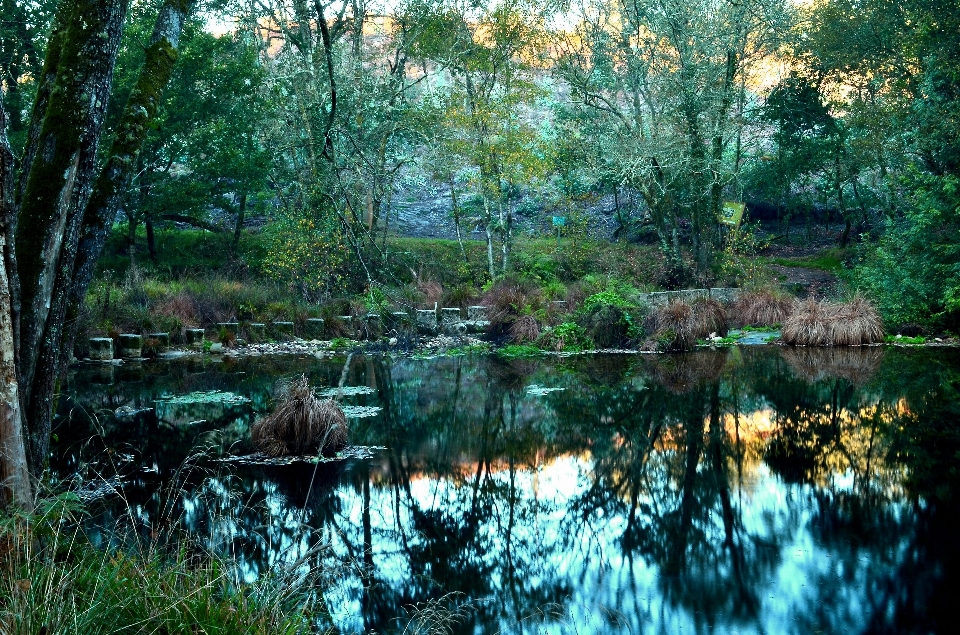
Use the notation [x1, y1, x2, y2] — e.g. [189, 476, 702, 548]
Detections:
[720, 202, 746, 227]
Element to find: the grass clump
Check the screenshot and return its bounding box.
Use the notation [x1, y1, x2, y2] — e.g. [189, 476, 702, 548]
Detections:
[645, 299, 728, 351]
[496, 344, 544, 359]
[251, 375, 348, 457]
[781, 296, 884, 346]
[0, 495, 311, 635]
[729, 289, 792, 327]
[885, 334, 926, 345]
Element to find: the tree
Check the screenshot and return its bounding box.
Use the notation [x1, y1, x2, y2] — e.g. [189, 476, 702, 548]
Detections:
[0, 0, 197, 508]
[410, 0, 550, 279]
[555, 0, 792, 285]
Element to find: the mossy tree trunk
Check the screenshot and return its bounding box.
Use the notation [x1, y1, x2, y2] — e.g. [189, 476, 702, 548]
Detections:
[0, 100, 32, 509]
[30, 0, 196, 475]
[0, 0, 197, 493]
[15, 0, 128, 475]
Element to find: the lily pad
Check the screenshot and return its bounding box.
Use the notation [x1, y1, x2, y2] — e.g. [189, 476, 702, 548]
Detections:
[526, 385, 565, 396]
[341, 405, 382, 418]
[219, 445, 387, 465]
[317, 386, 376, 397]
[158, 391, 251, 406]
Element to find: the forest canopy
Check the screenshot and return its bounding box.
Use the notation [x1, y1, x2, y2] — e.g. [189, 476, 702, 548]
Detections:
[5, 0, 957, 324]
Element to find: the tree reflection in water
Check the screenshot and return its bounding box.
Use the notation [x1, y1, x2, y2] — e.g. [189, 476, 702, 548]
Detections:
[54, 348, 960, 634]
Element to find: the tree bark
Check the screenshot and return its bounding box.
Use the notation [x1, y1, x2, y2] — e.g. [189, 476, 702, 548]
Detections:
[0, 99, 32, 508]
[16, 0, 128, 473]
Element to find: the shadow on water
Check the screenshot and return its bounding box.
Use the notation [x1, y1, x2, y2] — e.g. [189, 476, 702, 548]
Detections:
[53, 347, 960, 634]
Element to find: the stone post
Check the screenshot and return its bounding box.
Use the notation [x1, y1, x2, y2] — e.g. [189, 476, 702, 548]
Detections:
[118, 333, 143, 358]
[89, 337, 114, 361]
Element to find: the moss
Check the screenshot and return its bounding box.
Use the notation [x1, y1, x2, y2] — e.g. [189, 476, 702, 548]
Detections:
[16, 0, 124, 324]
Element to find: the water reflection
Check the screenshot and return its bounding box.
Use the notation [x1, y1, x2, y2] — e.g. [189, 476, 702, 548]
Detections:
[54, 347, 960, 634]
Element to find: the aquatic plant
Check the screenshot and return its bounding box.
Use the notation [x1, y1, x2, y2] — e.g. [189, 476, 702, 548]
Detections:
[781, 296, 884, 346]
[251, 375, 348, 457]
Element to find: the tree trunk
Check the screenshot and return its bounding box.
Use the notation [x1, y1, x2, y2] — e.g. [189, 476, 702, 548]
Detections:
[233, 191, 247, 247]
[146, 215, 157, 260]
[483, 196, 495, 280]
[16, 0, 128, 474]
[0, 100, 32, 508]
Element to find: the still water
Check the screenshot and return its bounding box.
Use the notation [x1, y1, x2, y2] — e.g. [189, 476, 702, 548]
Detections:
[54, 347, 960, 634]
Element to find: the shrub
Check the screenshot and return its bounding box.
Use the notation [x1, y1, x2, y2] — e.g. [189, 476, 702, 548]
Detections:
[538, 322, 592, 352]
[729, 290, 792, 327]
[646, 299, 728, 351]
[781, 296, 884, 346]
[250, 375, 348, 457]
[508, 315, 541, 344]
[482, 277, 543, 336]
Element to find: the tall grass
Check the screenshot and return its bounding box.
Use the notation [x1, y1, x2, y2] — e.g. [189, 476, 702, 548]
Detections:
[729, 289, 792, 327]
[0, 494, 314, 635]
[781, 296, 884, 346]
[251, 375, 348, 457]
[646, 299, 728, 351]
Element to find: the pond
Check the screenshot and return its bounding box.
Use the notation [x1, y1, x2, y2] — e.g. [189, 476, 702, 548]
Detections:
[53, 346, 960, 634]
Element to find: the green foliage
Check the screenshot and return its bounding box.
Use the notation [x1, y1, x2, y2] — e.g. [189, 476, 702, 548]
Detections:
[885, 335, 926, 345]
[538, 322, 591, 352]
[495, 344, 544, 358]
[856, 172, 960, 326]
[261, 208, 350, 302]
[0, 500, 312, 634]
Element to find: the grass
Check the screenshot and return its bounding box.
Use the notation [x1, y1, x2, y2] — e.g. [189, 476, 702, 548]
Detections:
[781, 296, 885, 346]
[495, 344, 545, 358]
[647, 299, 728, 351]
[251, 375, 348, 457]
[885, 334, 927, 345]
[0, 495, 314, 635]
[766, 247, 848, 274]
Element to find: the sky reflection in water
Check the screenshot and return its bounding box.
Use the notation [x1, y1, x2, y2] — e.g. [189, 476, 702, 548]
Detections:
[55, 347, 960, 634]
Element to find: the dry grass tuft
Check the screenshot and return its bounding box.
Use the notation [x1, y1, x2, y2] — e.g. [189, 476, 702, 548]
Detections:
[416, 279, 445, 307]
[251, 375, 348, 457]
[508, 315, 541, 343]
[730, 290, 792, 327]
[646, 299, 728, 351]
[482, 278, 542, 335]
[781, 296, 884, 346]
[780, 346, 885, 386]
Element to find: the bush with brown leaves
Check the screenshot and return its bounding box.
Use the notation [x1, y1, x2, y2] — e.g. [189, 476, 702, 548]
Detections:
[508, 315, 541, 343]
[251, 375, 348, 457]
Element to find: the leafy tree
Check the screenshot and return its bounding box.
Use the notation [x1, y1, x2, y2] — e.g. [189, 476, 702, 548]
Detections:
[555, 0, 793, 286]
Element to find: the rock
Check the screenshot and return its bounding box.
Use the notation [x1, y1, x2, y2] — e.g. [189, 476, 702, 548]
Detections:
[89, 337, 114, 361]
[270, 321, 295, 340]
[464, 320, 490, 334]
[209, 342, 225, 353]
[416, 309, 438, 334]
[467, 305, 489, 320]
[304, 318, 325, 339]
[118, 333, 142, 358]
[185, 328, 205, 345]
